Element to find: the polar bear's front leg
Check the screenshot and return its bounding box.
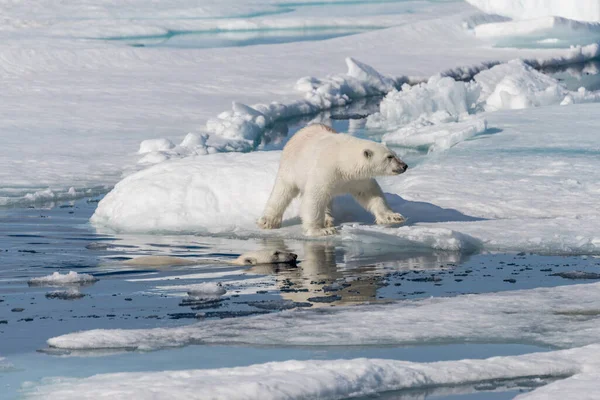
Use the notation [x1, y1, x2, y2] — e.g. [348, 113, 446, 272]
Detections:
[350, 179, 406, 225]
[324, 200, 335, 228]
[301, 186, 337, 236]
[258, 178, 299, 230]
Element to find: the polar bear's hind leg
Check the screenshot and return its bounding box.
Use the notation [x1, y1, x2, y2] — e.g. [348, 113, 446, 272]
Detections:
[301, 186, 337, 236]
[258, 178, 299, 230]
[324, 200, 335, 228]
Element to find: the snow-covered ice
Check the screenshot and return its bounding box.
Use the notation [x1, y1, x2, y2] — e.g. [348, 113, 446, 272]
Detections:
[4, 0, 600, 206]
[465, 0, 600, 23]
[23, 345, 600, 400]
[91, 99, 600, 254]
[47, 281, 600, 351]
[28, 272, 98, 287]
[473, 17, 600, 47]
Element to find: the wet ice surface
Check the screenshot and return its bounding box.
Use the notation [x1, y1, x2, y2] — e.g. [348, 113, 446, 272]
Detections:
[115, 27, 378, 49]
[2, 199, 600, 399]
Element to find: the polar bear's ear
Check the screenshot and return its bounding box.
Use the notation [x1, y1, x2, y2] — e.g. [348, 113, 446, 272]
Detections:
[363, 149, 373, 159]
[243, 257, 257, 265]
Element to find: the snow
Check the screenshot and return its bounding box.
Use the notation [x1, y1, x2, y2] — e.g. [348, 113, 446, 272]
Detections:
[464, 0, 600, 23]
[382, 118, 488, 153]
[47, 281, 600, 351]
[367, 76, 476, 130]
[516, 372, 600, 400]
[91, 99, 600, 254]
[200, 57, 402, 153]
[28, 272, 98, 287]
[24, 345, 600, 400]
[4, 0, 600, 206]
[473, 17, 600, 47]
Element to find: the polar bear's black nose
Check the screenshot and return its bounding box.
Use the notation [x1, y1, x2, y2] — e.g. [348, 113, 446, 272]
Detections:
[402, 164, 408, 172]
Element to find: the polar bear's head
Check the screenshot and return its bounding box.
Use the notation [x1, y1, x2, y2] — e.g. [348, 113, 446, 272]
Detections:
[234, 250, 298, 266]
[361, 143, 408, 177]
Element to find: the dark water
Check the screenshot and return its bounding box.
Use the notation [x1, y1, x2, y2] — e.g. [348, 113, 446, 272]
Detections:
[2, 198, 600, 398]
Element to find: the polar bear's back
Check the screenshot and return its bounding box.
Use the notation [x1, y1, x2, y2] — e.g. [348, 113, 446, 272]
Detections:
[283, 124, 337, 154]
[279, 124, 339, 184]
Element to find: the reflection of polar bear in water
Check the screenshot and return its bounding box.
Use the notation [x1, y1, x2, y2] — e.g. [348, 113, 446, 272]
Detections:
[123, 249, 297, 267]
[257, 124, 408, 236]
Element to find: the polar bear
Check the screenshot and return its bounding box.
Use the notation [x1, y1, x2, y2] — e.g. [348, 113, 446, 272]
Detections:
[122, 250, 298, 267]
[257, 124, 408, 236]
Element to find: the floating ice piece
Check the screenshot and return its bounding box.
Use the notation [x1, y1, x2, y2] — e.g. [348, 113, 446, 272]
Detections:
[0, 356, 13, 371]
[515, 372, 600, 400]
[138, 139, 175, 154]
[47, 281, 600, 351]
[45, 288, 86, 300]
[184, 283, 226, 297]
[341, 225, 481, 253]
[28, 272, 98, 287]
[473, 17, 600, 48]
[382, 118, 487, 152]
[465, 0, 600, 23]
[23, 345, 600, 400]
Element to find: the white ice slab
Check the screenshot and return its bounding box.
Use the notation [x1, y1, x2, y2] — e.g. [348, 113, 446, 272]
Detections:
[28, 272, 98, 286]
[47, 281, 600, 351]
[465, 0, 600, 23]
[23, 345, 600, 400]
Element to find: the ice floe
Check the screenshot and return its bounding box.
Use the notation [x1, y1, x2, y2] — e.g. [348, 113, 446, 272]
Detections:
[465, 0, 600, 23]
[92, 98, 600, 255]
[23, 345, 600, 399]
[28, 272, 98, 287]
[473, 16, 600, 48]
[47, 281, 600, 351]
[45, 288, 86, 300]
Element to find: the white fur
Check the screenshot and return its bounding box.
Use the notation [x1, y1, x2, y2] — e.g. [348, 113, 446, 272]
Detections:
[232, 249, 297, 265]
[122, 250, 297, 267]
[258, 124, 408, 236]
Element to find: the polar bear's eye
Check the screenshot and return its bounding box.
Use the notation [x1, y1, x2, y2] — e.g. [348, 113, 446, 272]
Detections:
[386, 155, 394, 160]
[273, 251, 280, 256]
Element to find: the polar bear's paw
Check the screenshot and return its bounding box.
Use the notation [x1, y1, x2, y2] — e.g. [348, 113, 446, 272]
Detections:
[305, 227, 338, 237]
[375, 212, 406, 225]
[257, 216, 282, 230]
[324, 214, 335, 228]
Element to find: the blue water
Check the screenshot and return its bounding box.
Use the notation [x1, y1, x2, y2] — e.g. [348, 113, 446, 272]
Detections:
[2, 198, 599, 399]
[116, 27, 379, 49]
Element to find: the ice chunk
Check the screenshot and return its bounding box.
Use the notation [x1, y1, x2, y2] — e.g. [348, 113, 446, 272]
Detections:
[180, 282, 226, 297]
[341, 225, 481, 252]
[473, 17, 600, 48]
[45, 288, 86, 300]
[138, 139, 175, 154]
[516, 372, 600, 400]
[201, 58, 402, 154]
[475, 60, 567, 110]
[382, 118, 487, 152]
[28, 271, 98, 286]
[367, 76, 477, 130]
[47, 281, 600, 350]
[465, 0, 600, 23]
[23, 345, 600, 400]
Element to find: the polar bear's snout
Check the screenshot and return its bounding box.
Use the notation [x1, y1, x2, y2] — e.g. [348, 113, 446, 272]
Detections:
[390, 156, 408, 175]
